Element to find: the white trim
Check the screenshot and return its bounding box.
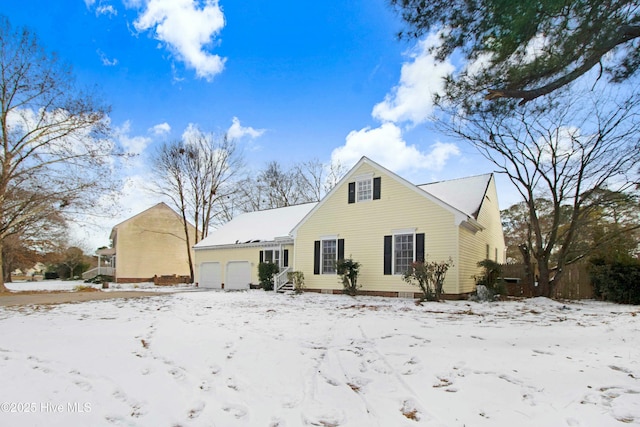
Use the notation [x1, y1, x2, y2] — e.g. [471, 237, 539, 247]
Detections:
[320, 237, 338, 275]
[262, 247, 281, 267]
[356, 177, 373, 202]
[353, 172, 374, 181]
[392, 228, 417, 235]
[392, 232, 416, 275]
[320, 234, 339, 240]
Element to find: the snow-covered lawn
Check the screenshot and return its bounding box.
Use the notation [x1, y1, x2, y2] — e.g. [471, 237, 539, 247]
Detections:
[0, 290, 638, 426]
[5, 280, 186, 292]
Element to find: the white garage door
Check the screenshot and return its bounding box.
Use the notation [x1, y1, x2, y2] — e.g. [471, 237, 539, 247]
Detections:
[225, 261, 251, 290]
[200, 262, 221, 289]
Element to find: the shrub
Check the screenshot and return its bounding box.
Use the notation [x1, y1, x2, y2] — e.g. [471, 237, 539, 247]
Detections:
[472, 259, 506, 301]
[590, 259, 640, 305]
[403, 258, 453, 301]
[84, 274, 114, 284]
[258, 262, 279, 291]
[336, 258, 361, 296]
[287, 271, 305, 294]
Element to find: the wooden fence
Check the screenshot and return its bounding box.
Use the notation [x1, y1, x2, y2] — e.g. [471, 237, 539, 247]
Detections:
[500, 263, 593, 299]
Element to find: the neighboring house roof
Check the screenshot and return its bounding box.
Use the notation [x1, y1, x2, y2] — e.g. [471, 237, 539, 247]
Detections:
[109, 202, 195, 242]
[418, 173, 492, 219]
[194, 202, 318, 249]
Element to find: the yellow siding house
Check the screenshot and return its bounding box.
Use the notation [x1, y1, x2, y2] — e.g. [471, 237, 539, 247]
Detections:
[195, 157, 505, 297]
[194, 203, 316, 290]
[109, 203, 198, 283]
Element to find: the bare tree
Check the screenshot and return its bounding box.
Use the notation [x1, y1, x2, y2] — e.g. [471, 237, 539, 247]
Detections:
[294, 158, 349, 202]
[61, 246, 85, 279]
[0, 17, 116, 291]
[152, 129, 242, 281]
[439, 84, 640, 297]
[1, 206, 67, 282]
[237, 159, 348, 212]
[153, 141, 194, 280]
[184, 131, 242, 239]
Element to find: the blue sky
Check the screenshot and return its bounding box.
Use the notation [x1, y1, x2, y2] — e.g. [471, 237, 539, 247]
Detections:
[5, 0, 516, 249]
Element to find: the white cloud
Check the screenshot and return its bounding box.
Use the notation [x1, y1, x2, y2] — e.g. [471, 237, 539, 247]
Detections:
[150, 122, 171, 135]
[133, 0, 226, 81]
[331, 123, 460, 172]
[181, 122, 201, 143]
[539, 126, 583, 163]
[97, 49, 118, 66]
[372, 34, 454, 126]
[227, 117, 265, 140]
[332, 35, 460, 176]
[96, 5, 118, 17]
[117, 121, 152, 155]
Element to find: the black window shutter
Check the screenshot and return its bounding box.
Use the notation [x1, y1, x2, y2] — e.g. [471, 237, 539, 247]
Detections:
[283, 249, 289, 267]
[373, 177, 381, 200]
[313, 241, 320, 275]
[383, 235, 392, 275]
[348, 182, 356, 204]
[416, 233, 425, 263]
[259, 250, 264, 263]
[337, 239, 345, 260]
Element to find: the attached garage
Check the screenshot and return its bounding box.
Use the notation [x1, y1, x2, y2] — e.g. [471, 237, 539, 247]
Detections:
[193, 203, 317, 290]
[199, 262, 221, 289]
[225, 261, 251, 290]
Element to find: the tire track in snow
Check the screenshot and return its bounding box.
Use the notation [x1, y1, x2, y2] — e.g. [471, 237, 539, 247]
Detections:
[357, 324, 445, 425]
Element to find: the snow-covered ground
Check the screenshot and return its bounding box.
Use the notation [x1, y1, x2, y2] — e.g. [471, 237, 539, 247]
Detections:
[5, 280, 189, 292]
[0, 290, 638, 426]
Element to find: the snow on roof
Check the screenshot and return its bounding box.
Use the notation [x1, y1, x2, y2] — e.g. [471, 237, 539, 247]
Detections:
[195, 202, 318, 248]
[418, 174, 492, 219]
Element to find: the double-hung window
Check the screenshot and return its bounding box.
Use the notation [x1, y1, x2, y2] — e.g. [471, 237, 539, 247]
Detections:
[394, 234, 414, 275]
[321, 239, 337, 274]
[356, 178, 372, 202]
[314, 238, 345, 275]
[348, 176, 381, 203]
[384, 231, 425, 276]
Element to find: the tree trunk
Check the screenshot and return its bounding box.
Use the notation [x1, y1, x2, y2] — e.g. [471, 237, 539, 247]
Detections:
[180, 211, 194, 283]
[536, 261, 554, 298]
[0, 241, 8, 292]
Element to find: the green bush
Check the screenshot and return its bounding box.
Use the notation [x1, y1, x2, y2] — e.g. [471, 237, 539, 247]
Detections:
[590, 259, 640, 305]
[258, 262, 279, 291]
[336, 258, 360, 296]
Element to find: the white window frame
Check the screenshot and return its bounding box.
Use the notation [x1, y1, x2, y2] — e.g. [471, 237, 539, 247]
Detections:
[263, 248, 281, 268]
[392, 229, 416, 275]
[321, 237, 338, 274]
[354, 173, 374, 203]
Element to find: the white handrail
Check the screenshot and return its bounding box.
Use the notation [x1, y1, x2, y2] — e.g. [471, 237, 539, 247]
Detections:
[274, 266, 291, 292]
[82, 267, 116, 280]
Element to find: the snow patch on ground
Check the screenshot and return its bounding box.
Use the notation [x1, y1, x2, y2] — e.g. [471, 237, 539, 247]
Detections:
[0, 290, 638, 426]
